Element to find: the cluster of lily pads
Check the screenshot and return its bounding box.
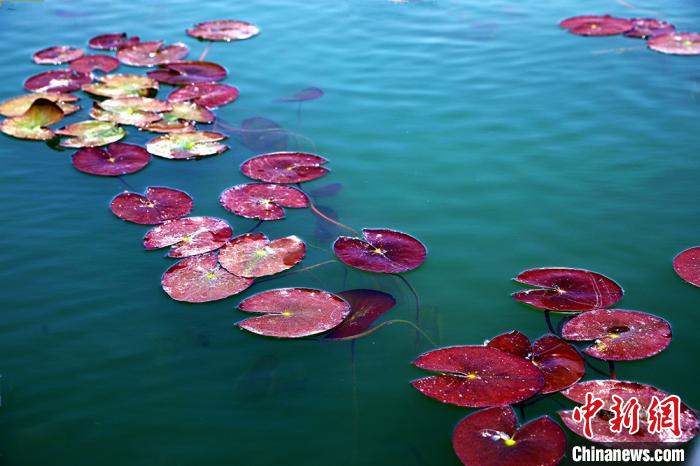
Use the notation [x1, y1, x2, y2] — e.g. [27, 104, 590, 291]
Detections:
[560, 15, 700, 55]
[411, 267, 698, 465]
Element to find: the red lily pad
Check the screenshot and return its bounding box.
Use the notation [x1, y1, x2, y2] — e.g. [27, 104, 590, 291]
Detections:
[56, 120, 126, 148]
[324, 289, 397, 339]
[32, 46, 84, 65]
[241, 152, 329, 184]
[411, 346, 544, 407]
[146, 131, 228, 160]
[453, 407, 566, 466]
[512, 267, 623, 312]
[0, 98, 64, 140]
[624, 18, 675, 38]
[69, 55, 120, 74]
[560, 380, 699, 443]
[562, 309, 672, 361]
[140, 119, 196, 134]
[569, 19, 634, 36]
[649, 33, 700, 55]
[168, 83, 239, 108]
[219, 233, 305, 278]
[673, 246, 700, 286]
[91, 97, 172, 126]
[333, 229, 427, 274]
[161, 252, 253, 303]
[24, 70, 91, 93]
[236, 288, 351, 338]
[531, 335, 585, 394]
[111, 187, 193, 224]
[0, 93, 79, 117]
[277, 87, 324, 102]
[232, 117, 289, 153]
[147, 61, 227, 85]
[187, 20, 260, 42]
[117, 41, 189, 67]
[82, 74, 159, 98]
[72, 142, 150, 176]
[219, 183, 309, 221]
[487, 330, 532, 359]
[560, 15, 617, 29]
[88, 33, 140, 51]
[144, 216, 232, 258]
[138, 101, 213, 133]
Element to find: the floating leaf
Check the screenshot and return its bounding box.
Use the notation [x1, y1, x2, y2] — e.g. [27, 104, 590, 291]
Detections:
[232, 117, 289, 153]
[0, 93, 79, 117]
[219, 183, 309, 220]
[324, 289, 397, 339]
[146, 131, 227, 159]
[624, 18, 675, 39]
[0, 98, 64, 140]
[453, 407, 566, 466]
[241, 152, 328, 184]
[24, 70, 91, 93]
[512, 267, 623, 312]
[117, 41, 189, 67]
[219, 233, 305, 278]
[111, 187, 193, 224]
[147, 61, 227, 85]
[140, 119, 196, 134]
[32, 46, 84, 65]
[82, 74, 159, 98]
[168, 83, 240, 108]
[333, 229, 427, 273]
[673, 246, 700, 287]
[236, 288, 351, 338]
[144, 216, 232, 258]
[562, 309, 672, 361]
[649, 33, 700, 55]
[487, 330, 532, 359]
[69, 55, 120, 74]
[411, 346, 544, 407]
[531, 335, 585, 394]
[559, 15, 633, 36]
[90, 97, 171, 126]
[277, 87, 324, 102]
[72, 142, 150, 176]
[56, 120, 125, 148]
[88, 33, 140, 50]
[161, 252, 253, 303]
[187, 20, 260, 42]
[149, 101, 215, 128]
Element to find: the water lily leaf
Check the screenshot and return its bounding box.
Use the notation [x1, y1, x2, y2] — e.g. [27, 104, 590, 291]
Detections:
[0, 98, 64, 140]
[0, 93, 79, 117]
[168, 83, 239, 108]
[453, 407, 566, 466]
[157, 101, 215, 124]
[624, 18, 675, 38]
[219, 233, 305, 278]
[111, 187, 193, 224]
[24, 70, 91, 93]
[333, 228, 427, 273]
[673, 246, 700, 287]
[82, 74, 159, 98]
[512, 267, 623, 312]
[649, 33, 700, 55]
[146, 131, 227, 159]
[277, 87, 324, 102]
[144, 216, 232, 258]
[236, 288, 351, 338]
[147, 61, 227, 85]
[91, 97, 172, 126]
[187, 20, 260, 42]
[324, 289, 397, 339]
[88, 33, 140, 50]
[140, 119, 196, 133]
[411, 346, 544, 407]
[487, 330, 532, 359]
[69, 55, 120, 74]
[32, 46, 84, 64]
[72, 142, 150, 176]
[117, 41, 189, 67]
[562, 309, 672, 361]
[161, 252, 253, 303]
[57, 120, 125, 148]
[219, 183, 309, 220]
[531, 334, 585, 394]
[241, 152, 329, 184]
[560, 15, 633, 36]
[232, 117, 289, 153]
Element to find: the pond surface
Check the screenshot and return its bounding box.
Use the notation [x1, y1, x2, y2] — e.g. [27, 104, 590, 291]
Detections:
[1, 0, 699, 464]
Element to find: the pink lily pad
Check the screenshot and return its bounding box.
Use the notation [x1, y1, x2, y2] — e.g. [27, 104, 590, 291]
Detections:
[140, 119, 196, 134]
[569, 19, 634, 36]
[487, 330, 532, 359]
[0, 98, 64, 140]
[673, 246, 700, 286]
[559, 15, 617, 29]
[161, 252, 253, 303]
[411, 346, 544, 407]
[453, 407, 566, 466]
[236, 288, 351, 338]
[219, 233, 305, 278]
[333, 229, 427, 274]
[146, 131, 228, 160]
[649, 33, 700, 55]
[187, 20, 260, 42]
[56, 120, 125, 148]
[324, 289, 397, 339]
[144, 216, 232, 258]
[147, 61, 227, 85]
[277, 87, 324, 102]
[24, 70, 91, 93]
[90, 97, 172, 126]
[0, 93, 79, 117]
[111, 187, 193, 224]
[241, 152, 329, 184]
[512, 267, 624, 312]
[32, 46, 84, 65]
[72, 142, 150, 176]
[562, 309, 672, 361]
[117, 41, 189, 67]
[168, 83, 239, 108]
[219, 183, 309, 221]
[88, 33, 140, 51]
[69, 55, 120, 74]
[82, 74, 159, 98]
[140, 101, 213, 133]
[624, 18, 675, 38]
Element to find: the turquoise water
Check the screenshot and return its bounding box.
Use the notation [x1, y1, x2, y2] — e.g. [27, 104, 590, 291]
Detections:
[1, 0, 700, 464]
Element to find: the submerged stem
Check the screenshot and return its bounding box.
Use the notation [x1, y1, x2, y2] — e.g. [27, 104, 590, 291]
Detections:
[254, 260, 339, 284]
[330, 319, 437, 347]
[585, 359, 610, 377]
[199, 44, 210, 61]
[544, 310, 556, 334]
[295, 183, 360, 236]
[608, 361, 617, 380]
[246, 219, 263, 233]
[117, 175, 137, 191]
[394, 274, 421, 344]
